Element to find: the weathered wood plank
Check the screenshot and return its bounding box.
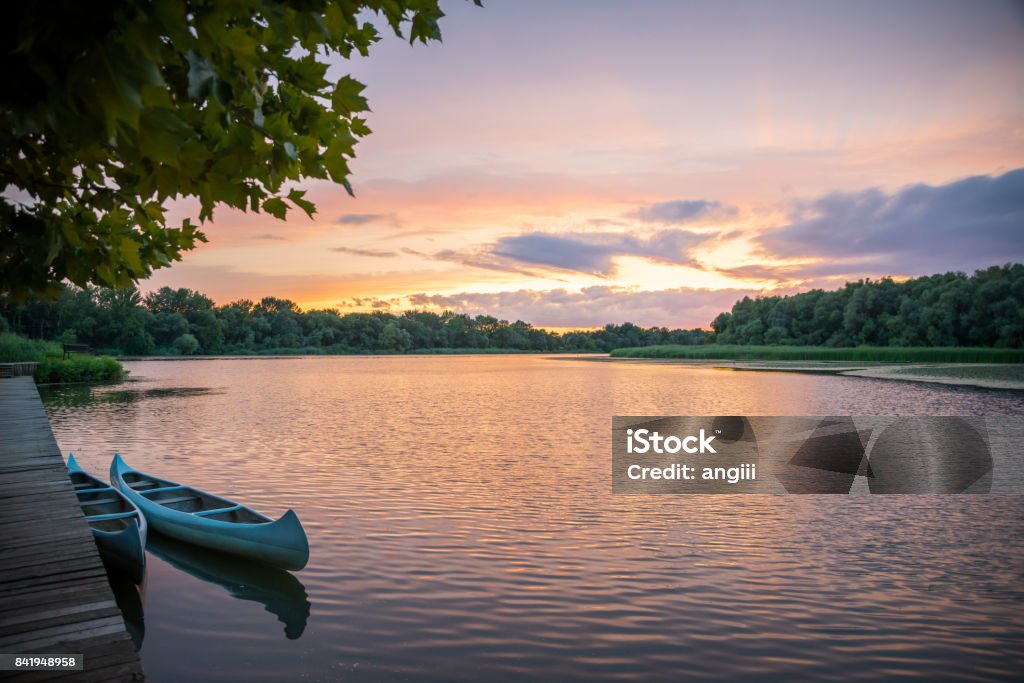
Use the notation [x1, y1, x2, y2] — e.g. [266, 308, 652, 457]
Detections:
[0, 597, 117, 628]
[0, 618, 128, 651]
[0, 606, 124, 641]
[0, 377, 145, 681]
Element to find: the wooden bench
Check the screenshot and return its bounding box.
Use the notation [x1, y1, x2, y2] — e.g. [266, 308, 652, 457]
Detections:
[62, 342, 95, 359]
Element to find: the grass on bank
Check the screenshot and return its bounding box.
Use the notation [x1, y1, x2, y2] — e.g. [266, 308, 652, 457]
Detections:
[0, 333, 127, 383]
[608, 344, 1024, 363]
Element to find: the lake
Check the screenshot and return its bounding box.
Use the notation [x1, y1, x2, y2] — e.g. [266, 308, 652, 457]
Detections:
[40, 356, 1024, 681]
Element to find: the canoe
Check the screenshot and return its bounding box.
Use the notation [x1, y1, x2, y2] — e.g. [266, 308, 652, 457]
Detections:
[110, 454, 309, 571]
[67, 453, 147, 583]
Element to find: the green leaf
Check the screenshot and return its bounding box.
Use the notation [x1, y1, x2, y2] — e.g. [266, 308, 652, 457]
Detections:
[0, 0, 468, 299]
[350, 117, 372, 137]
[45, 231, 62, 265]
[287, 189, 316, 219]
[96, 263, 116, 286]
[331, 75, 369, 116]
[262, 197, 288, 220]
[119, 238, 144, 273]
[324, 4, 348, 42]
[61, 223, 83, 247]
[220, 28, 258, 62]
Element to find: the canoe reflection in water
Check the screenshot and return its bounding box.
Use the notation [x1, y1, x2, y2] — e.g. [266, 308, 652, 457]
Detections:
[146, 532, 311, 639]
[108, 571, 146, 651]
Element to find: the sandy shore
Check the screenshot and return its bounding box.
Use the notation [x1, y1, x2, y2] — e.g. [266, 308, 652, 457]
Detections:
[576, 357, 1024, 391]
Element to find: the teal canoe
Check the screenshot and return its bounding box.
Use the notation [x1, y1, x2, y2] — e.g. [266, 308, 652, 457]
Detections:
[67, 453, 147, 583]
[110, 454, 309, 571]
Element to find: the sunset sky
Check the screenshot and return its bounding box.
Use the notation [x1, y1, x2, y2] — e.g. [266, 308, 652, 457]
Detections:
[149, 0, 1024, 329]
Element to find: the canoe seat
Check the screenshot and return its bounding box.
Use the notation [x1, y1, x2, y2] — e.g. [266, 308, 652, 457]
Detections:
[140, 485, 187, 496]
[193, 505, 243, 517]
[74, 486, 113, 495]
[154, 495, 199, 506]
[128, 481, 159, 490]
[86, 511, 138, 522]
[77, 497, 122, 507]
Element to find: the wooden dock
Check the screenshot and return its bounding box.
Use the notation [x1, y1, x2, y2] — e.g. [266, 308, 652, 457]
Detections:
[0, 377, 145, 682]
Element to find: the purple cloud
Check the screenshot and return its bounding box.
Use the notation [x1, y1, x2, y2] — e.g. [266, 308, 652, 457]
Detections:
[336, 213, 389, 225]
[629, 200, 738, 224]
[332, 246, 399, 258]
[492, 229, 710, 276]
[759, 167, 1024, 275]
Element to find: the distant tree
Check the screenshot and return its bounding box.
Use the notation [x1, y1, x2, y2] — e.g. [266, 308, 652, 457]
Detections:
[379, 320, 412, 351]
[149, 311, 190, 350]
[93, 286, 154, 354]
[145, 287, 222, 351]
[8, 264, 1019, 354]
[706, 264, 1024, 348]
[1, 1, 478, 299]
[173, 333, 200, 356]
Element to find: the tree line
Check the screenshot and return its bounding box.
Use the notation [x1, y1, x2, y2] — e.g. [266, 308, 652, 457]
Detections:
[711, 264, 1024, 347]
[3, 265, 1021, 356]
[0, 286, 707, 355]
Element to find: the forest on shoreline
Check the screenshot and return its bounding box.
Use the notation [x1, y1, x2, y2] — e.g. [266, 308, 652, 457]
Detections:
[711, 264, 1023, 348]
[0, 287, 705, 356]
[1, 264, 1021, 363]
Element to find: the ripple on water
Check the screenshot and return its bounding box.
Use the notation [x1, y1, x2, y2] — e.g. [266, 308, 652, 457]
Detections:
[39, 357, 1024, 682]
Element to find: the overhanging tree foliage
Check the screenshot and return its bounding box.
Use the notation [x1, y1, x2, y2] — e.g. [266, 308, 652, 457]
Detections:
[1, 0, 477, 299]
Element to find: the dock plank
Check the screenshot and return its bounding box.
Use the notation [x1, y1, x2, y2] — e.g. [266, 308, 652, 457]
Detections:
[0, 377, 145, 681]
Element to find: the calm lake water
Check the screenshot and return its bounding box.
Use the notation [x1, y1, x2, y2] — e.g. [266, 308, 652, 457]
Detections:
[40, 356, 1024, 682]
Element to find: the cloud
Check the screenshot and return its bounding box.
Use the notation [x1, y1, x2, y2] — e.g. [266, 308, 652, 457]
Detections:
[629, 199, 738, 224]
[340, 296, 394, 310]
[587, 218, 626, 227]
[400, 247, 549, 278]
[719, 259, 893, 282]
[336, 213, 388, 225]
[332, 246, 399, 258]
[407, 286, 758, 329]
[758, 168, 1024, 275]
[491, 229, 710, 276]
[253, 233, 286, 240]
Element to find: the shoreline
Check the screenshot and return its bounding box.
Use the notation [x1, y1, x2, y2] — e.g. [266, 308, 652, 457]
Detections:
[91, 353, 1024, 392]
[115, 351, 598, 361]
[573, 356, 1024, 392]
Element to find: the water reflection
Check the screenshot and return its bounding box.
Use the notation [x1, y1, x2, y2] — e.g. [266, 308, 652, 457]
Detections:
[42, 382, 219, 408]
[146, 533, 310, 640]
[108, 571, 146, 651]
[42, 357, 1024, 682]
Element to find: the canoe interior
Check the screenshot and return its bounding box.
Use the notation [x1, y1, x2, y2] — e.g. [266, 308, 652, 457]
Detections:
[122, 471, 271, 525]
[71, 471, 139, 533]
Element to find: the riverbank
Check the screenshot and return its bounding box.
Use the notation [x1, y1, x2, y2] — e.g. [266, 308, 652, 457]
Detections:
[0, 333, 126, 383]
[610, 344, 1024, 363]
[116, 349, 601, 360]
[586, 355, 1024, 391]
